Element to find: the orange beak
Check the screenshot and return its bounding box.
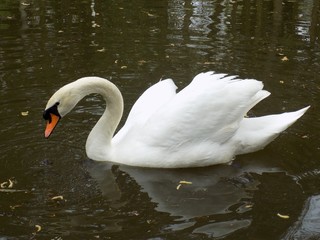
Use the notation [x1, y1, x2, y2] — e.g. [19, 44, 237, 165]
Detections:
[45, 113, 60, 138]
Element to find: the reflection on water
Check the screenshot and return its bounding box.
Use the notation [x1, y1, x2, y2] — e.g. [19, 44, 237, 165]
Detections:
[0, 0, 319, 239]
[283, 195, 320, 239]
[86, 156, 319, 238]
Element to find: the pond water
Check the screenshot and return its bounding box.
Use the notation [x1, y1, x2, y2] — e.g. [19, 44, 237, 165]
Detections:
[0, 0, 319, 239]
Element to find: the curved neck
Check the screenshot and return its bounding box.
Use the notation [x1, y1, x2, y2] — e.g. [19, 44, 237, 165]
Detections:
[73, 77, 123, 160]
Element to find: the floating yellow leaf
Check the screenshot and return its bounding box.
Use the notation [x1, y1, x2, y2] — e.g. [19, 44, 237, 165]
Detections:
[179, 180, 192, 185]
[92, 23, 100, 28]
[51, 195, 64, 200]
[35, 225, 41, 232]
[281, 56, 289, 61]
[8, 179, 14, 188]
[142, 11, 156, 17]
[277, 213, 289, 219]
[96, 48, 105, 52]
[0, 181, 8, 188]
[1, 179, 15, 188]
[176, 180, 192, 190]
[21, 111, 29, 116]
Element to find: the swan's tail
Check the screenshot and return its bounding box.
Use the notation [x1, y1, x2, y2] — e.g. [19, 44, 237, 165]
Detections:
[234, 106, 310, 155]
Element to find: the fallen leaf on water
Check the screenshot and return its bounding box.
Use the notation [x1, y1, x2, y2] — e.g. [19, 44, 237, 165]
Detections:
[51, 195, 64, 200]
[176, 180, 192, 190]
[0, 181, 8, 188]
[35, 225, 42, 232]
[277, 213, 290, 219]
[179, 180, 192, 185]
[8, 179, 14, 188]
[281, 56, 289, 61]
[121, 66, 127, 69]
[0, 179, 14, 188]
[21, 111, 29, 116]
[96, 48, 105, 52]
[92, 23, 100, 28]
[142, 11, 156, 17]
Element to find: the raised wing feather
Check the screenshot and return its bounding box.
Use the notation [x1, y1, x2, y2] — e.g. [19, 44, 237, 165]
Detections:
[141, 72, 269, 149]
[113, 79, 177, 144]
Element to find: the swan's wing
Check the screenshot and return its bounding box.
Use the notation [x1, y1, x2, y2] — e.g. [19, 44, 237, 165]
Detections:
[234, 106, 310, 155]
[112, 79, 177, 143]
[126, 79, 177, 125]
[141, 72, 270, 148]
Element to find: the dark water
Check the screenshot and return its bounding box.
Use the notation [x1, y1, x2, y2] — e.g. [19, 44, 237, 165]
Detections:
[0, 0, 319, 239]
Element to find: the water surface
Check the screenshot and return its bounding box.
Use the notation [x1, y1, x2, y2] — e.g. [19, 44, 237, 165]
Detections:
[0, 0, 319, 239]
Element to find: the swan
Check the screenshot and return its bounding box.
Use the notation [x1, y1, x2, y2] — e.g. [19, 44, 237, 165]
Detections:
[43, 72, 309, 168]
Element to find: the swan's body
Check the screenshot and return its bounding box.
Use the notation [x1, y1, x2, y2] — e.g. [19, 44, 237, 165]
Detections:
[43, 72, 309, 168]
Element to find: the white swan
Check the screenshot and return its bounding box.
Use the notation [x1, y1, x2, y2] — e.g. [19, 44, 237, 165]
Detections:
[43, 72, 309, 168]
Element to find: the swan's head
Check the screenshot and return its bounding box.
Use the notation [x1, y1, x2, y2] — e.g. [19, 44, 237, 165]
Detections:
[43, 82, 82, 138]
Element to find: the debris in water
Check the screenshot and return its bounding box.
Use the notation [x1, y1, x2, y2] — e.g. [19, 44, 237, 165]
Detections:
[277, 213, 290, 219]
[96, 48, 106, 52]
[21, 111, 29, 116]
[179, 180, 192, 185]
[0, 178, 15, 188]
[176, 180, 192, 190]
[51, 195, 64, 201]
[35, 225, 42, 232]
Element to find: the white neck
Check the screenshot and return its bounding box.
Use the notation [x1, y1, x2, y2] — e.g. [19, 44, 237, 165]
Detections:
[71, 77, 123, 161]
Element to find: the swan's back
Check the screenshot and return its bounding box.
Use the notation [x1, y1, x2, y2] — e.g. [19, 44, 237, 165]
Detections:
[112, 72, 308, 168]
[142, 72, 269, 145]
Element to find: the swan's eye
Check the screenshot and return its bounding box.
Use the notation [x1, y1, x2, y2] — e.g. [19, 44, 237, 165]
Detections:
[43, 102, 61, 123]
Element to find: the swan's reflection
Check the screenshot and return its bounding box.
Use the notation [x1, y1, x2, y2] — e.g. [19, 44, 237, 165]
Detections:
[87, 157, 320, 237]
[87, 156, 282, 232]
